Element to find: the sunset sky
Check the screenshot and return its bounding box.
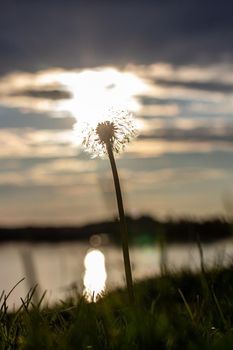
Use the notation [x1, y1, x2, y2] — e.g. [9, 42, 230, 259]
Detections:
[0, 0, 233, 226]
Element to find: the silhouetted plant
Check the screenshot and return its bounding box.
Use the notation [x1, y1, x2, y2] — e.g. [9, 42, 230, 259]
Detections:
[81, 109, 136, 302]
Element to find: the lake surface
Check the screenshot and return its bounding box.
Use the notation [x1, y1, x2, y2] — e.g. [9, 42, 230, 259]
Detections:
[0, 238, 232, 308]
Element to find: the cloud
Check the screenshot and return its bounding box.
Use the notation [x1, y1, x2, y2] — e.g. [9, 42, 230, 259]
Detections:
[1, 63, 233, 122]
[0, 157, 98, 187]
[12, 88, 71, 100]
[153, 79, 233, 94]
[139, 120, 233, 143]
[0, 1, 233, 75]
[0, 129, 78, 159]
[133, 63, 233, 107]
[0, 69, 72, 113]
[0, 63, 232, 164]
[0, 59, 232, 225]
[0, 107, 75, 130]
[136, 104, 179, 118]
[0, 67, 146, 120]
[132, 63, 233, 84]
[125, 139, 233, 158]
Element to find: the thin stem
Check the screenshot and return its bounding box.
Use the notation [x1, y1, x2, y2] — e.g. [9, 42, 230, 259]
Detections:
[106, 142, 134, 302]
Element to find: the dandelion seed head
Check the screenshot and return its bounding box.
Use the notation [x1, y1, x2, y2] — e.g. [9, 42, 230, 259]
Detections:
[96, 121, 117, 145]
[75, 109, 137, 158]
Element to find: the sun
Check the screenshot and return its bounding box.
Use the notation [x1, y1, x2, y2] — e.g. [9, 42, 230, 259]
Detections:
[0, 66, 148, 146]
[56, 67, 147, 127]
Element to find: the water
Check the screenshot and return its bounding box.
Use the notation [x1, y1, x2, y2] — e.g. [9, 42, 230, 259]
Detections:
[0, 238, 232, 308]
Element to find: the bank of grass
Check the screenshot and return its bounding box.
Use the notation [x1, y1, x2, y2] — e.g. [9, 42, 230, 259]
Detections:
[0, 264, 233, 349]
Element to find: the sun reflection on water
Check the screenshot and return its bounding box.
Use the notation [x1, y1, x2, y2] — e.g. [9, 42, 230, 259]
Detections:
[83, 249, 107, 302]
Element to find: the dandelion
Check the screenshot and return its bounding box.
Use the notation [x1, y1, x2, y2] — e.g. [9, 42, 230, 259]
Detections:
[80, 109, 136, 158]
[78, 109, 135, 302]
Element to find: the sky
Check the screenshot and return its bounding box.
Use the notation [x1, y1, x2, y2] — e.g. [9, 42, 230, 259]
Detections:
[0, 0, 233, 226]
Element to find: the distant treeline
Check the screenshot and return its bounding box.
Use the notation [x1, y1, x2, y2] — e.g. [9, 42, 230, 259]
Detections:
[0, 216, 232, 244]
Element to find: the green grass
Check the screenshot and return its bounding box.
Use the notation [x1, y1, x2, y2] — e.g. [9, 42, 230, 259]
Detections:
[0, 264, 233, 349]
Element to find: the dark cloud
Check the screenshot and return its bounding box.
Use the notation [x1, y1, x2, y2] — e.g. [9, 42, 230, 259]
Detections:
[153, 80, 233, 94]
[0, 0, 233, 75]
[119, 150, 233, 172]
[139, 126, 233, 143]
[0, 107, 75, 129]
[140, 96, 191, 106]
[11, 88, 72, 100]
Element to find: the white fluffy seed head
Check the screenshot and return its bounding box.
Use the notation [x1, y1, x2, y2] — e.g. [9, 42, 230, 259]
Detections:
[78, 109, 137, 158]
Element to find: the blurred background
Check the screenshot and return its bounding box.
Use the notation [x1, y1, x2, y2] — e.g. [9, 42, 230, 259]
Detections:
[0, 0, 233, 305]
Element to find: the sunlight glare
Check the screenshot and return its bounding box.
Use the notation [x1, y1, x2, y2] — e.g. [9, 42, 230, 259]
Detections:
[0, 66, 148, 146]
[83, 249, 107, 302]
[56, 67, 148, 127]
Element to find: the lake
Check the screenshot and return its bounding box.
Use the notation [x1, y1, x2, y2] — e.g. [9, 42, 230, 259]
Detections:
[0, 237, 232, 308]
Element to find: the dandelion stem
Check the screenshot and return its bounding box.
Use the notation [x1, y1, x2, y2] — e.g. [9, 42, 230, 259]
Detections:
[106, 141, 134, 302]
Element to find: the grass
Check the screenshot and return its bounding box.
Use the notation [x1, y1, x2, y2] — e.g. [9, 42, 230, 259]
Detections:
[0, 263, 233, 349]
